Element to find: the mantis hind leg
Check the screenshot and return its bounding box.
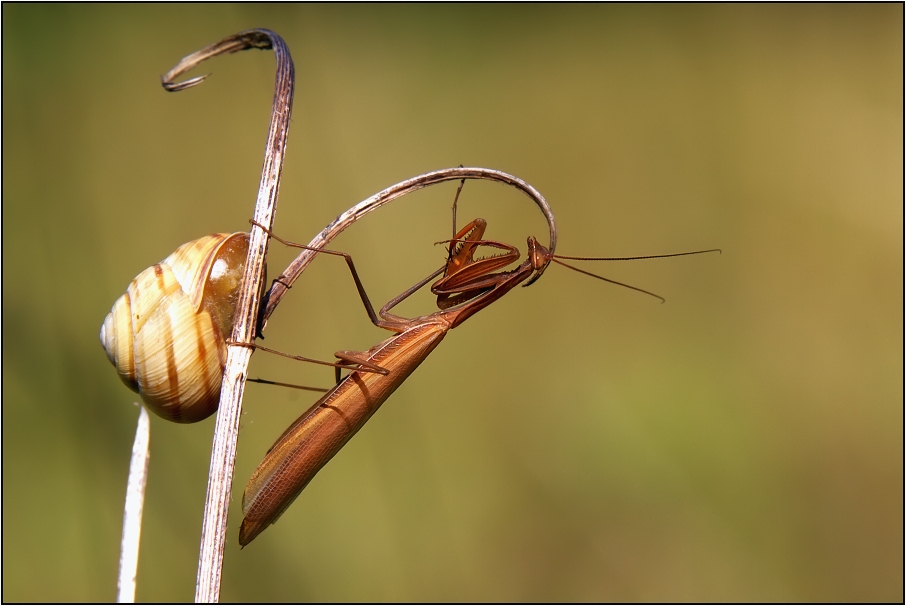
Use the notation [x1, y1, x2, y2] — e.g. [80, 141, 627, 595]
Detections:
[227, 340, 389, 378]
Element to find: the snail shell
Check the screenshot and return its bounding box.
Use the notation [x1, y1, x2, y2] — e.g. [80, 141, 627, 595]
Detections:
[100, 233, 250, 423]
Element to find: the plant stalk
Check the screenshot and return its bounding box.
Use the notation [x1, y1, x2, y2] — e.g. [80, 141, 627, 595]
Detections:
[116, 405, 150, 604]
[161, 28, 295, 603]
[259, 166, 557, 330]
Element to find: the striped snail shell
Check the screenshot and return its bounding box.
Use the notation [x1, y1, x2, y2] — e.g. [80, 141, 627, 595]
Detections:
[100, 233, 250, 423]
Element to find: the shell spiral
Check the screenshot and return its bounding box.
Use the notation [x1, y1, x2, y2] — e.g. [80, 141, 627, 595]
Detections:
[100, 233, 250, 423]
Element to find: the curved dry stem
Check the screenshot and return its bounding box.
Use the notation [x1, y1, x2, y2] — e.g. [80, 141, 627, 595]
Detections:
[260, 167, 557, 330]
[161, 29, 277, 92]
[162, 28, 295, 603]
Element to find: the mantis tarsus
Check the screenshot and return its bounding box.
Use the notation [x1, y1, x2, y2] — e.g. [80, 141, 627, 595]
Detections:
[239, 211, 718, 546]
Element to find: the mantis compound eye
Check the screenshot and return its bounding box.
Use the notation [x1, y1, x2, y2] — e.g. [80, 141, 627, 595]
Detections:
[523, 236, 552, 286]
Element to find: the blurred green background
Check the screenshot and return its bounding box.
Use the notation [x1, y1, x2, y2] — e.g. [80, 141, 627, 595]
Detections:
[3, 4, 902, 602]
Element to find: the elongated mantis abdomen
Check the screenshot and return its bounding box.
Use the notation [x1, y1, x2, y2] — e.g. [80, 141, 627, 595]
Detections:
[240, 321, 448, 545]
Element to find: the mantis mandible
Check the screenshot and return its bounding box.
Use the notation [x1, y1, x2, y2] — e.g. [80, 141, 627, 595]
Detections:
[239, 208, 717, 546]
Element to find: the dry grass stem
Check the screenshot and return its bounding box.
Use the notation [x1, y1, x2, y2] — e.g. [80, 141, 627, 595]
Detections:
[260, 166, 557, 328]
[161, 28, 295, 603]
[116, 405, 150, 604]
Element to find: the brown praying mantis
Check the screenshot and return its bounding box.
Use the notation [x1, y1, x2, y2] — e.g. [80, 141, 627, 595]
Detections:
[238, 189, 718, 546]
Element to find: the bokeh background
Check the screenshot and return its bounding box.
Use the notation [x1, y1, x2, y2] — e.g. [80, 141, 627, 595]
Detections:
[3, 4, 902, 602]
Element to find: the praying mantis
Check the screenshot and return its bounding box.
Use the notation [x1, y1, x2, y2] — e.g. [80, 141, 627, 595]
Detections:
[238, 188, 718, 546]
